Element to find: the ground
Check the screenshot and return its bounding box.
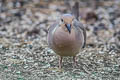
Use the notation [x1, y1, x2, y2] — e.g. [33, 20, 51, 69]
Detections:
[0, 0, 120, 80]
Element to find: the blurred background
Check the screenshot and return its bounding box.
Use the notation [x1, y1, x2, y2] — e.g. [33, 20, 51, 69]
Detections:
[0, 0, 120, 80]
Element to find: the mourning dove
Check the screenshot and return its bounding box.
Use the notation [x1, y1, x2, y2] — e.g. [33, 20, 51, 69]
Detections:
[47, 13, 86, 68]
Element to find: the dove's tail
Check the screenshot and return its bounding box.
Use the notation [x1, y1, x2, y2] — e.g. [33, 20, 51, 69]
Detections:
[72, 2, 79, 20]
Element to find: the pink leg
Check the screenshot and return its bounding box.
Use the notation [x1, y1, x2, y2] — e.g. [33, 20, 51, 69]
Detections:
[73, 56, 77, 67]
[59, 56, 63, 68]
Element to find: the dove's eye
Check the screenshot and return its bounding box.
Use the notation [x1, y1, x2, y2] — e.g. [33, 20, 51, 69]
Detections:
[61, 19, 63, 22]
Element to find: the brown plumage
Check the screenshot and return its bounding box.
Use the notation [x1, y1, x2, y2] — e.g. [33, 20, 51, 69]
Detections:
[47, 14, 86, 68]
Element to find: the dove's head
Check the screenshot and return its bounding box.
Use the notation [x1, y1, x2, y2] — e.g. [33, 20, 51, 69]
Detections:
[61, 14, 74, 33]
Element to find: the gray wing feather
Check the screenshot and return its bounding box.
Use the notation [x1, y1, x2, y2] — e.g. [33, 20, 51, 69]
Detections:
[74, 20, 86, 48]
[48, 22, 58, 34]
[47, 21, 59, 47]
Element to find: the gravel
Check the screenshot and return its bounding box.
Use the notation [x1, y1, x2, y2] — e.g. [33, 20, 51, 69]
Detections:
[0, 0, 120, 80]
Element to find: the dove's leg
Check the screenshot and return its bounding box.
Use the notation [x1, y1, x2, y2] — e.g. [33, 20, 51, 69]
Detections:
[59, 56, 63, 68]
[73, 56, 77, 67]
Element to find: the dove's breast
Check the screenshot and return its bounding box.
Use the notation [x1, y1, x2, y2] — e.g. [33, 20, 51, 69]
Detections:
[49, 25, 84, 56]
